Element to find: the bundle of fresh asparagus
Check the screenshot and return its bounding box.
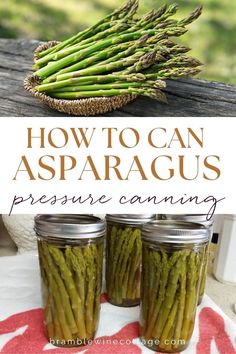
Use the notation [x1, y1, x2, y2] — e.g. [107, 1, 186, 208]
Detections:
[38, 240, 103, 345]
[33, 0, 203, 101]
[140, 246, 205, 352]
[106, 225, 142, 306]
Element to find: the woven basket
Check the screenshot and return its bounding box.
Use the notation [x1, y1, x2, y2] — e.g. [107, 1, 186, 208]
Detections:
[24, 41, 136, 116]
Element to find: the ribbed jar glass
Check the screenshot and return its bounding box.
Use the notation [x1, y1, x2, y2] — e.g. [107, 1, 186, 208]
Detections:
[35, 214, 105, 347]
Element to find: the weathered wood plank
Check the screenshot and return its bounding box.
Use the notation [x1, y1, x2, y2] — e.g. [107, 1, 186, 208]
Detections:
[0, 38, 235, 117]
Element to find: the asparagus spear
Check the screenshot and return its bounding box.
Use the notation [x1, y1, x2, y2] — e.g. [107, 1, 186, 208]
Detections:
[127, 9, 162, 33]
[165, 323, 176, 352]
[35, 73, 146, 92]
[50, 275, 72, 340]
[82, 245, 97, 337]
[49, 87, 165, 101]
[53, 305, 64, 341]
[39, 250, 55, 340]
[124, 51, 156, 73]
[126, 233, 142, 300]
[138, 4, 178, 34]
[119, 228, 141, 302]
[159, 296, 179, 349]
[106, 225, 118, 295]
[65, 246, 86, 310]
[148, 55, 202, 71]
[107, 227, 122, 296]
[114, 227, 133, 303]
[49, 81, 163, 93]
[146, 66, 202, 80]
[108, 225, 117, 262]
[122, 248, 133, 299]
[154, 3, 179, 24]
[144, 250, 167, 338]
[44, 299, 55, 339]
[140, 246, 149, 328]
[135, 265, 141, 299]
[108, 227, 127, 304]
[179, 5, 203, 26]
[111, 0, 139, 21]
[147, 251, 162, 323]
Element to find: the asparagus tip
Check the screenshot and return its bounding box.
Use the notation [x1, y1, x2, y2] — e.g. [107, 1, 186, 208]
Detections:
[180, 5, 203, 26]
[156, 4, 168, 18]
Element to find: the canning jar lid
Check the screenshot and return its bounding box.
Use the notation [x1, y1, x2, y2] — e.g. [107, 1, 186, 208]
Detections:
[160, 214, 214, 227]
[142, 220, 209, 244]
[106, 214, 156, 225]
[35, 214, 105, 239]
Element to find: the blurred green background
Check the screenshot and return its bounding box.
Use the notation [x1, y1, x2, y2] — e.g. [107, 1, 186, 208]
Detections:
[0, 0, 235, 84]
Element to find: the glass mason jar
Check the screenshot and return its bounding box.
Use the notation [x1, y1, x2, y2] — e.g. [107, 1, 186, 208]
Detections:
[160, 214, 214, 304]
[140, 220, 209, 353]
[35, 214, 105, 348]
[105, 214, 155, 307]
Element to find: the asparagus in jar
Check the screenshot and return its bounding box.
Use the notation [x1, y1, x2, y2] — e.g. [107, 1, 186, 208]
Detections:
[38, 240, 103, 345]
[140, 246, 205, 352]
[106, 225, 142, 306]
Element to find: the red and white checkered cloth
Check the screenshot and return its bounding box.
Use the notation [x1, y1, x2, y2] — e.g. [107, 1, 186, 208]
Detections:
[0, 255, 235, 354]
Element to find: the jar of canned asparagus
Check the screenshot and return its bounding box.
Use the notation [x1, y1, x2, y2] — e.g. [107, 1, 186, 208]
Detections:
[159, 214, 214, 304]
[140, 220, 210, 353]
[35, 214, 105, 347]
[105, 214, 155, 306]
